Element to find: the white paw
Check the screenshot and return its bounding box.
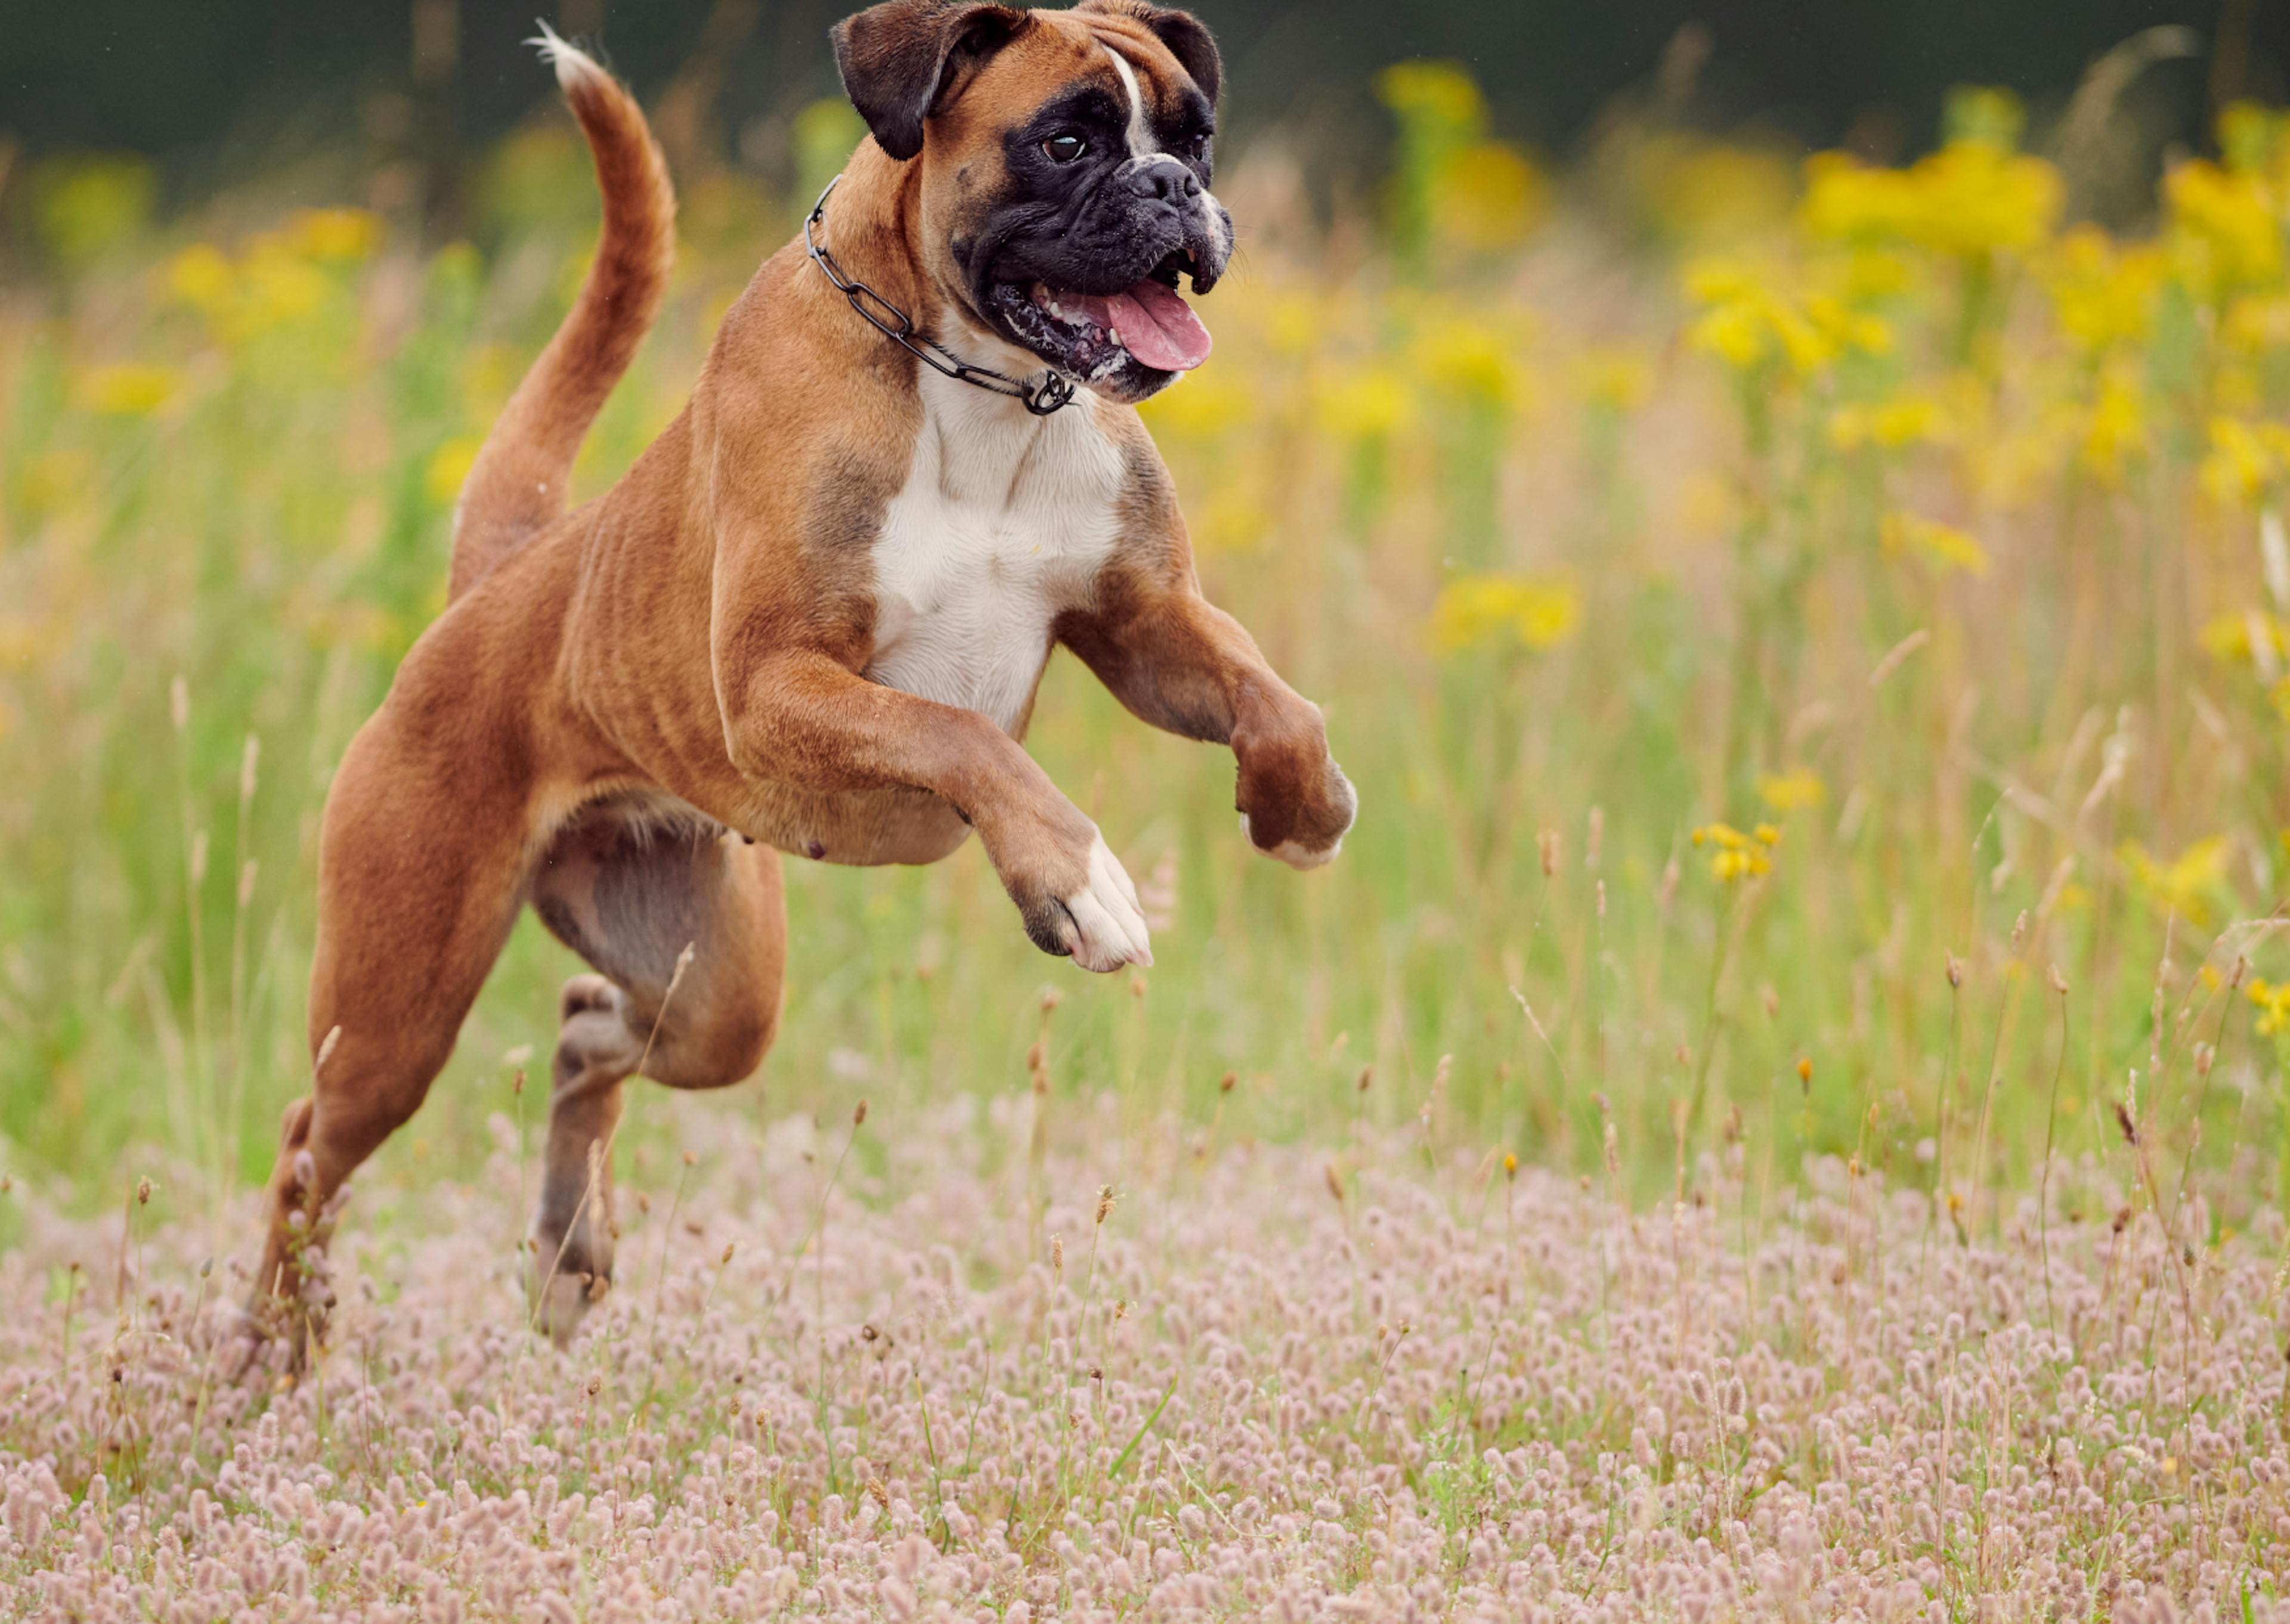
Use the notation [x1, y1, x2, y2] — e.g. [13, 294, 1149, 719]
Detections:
[1240, 813, 1343, 871]
[1061, 834, 1153, 972]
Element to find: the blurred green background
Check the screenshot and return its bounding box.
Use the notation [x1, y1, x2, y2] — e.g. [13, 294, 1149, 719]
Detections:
[8, 0, 2290, 1268]
[2, 1, 2278, 241]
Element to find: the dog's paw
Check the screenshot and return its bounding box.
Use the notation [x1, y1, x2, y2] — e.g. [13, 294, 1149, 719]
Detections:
[1054, 833, 1152, 972]
[528, 1265, 609, 1347]
[1239, 760, 1356, 870]
[205, 1301, 290, 1386]
[994, 801, 1151, 972]
[1240, 813, 1344, 870]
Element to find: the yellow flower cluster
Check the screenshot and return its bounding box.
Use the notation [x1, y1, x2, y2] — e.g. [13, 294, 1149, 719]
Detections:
[1375, 62, 1550, 255]
[1829, 390, 1956, 452]
[2200, 417, 2290, 506]
[1691, 822, 1781, 882]
[1429, 572, 1581, 655]
[163, 207, 383, 345]
[1683, 258, 1893, 378]
[2117, 838, 2230, 926]
[1409, 316, 1532, 411]
[2041, 227, 2164, 355]
[1799, 138, 2061, 259]
[1756, 769, 1826, 813]
[2199, 608, 2290, 666]
[2165, 158, 2282, 296]
[2248, 977, 2290, 1036]
[1880, 513, 1991, 578]
[76, 362, 180, 417]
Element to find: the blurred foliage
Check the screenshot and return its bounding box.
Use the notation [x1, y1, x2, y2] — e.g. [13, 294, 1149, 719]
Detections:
[8, 59, 2290, 1290]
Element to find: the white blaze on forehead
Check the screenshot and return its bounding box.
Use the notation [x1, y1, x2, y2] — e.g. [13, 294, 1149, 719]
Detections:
[1103, 45, 1156, 157]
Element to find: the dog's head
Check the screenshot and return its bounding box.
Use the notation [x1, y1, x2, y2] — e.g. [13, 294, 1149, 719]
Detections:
[832, 0, 1230, 404]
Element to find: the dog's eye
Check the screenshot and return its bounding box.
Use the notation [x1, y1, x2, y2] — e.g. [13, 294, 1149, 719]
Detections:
[1043, 132, 1088, 163]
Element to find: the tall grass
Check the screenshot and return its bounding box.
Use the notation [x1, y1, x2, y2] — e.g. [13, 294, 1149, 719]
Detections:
[4, 62, 2290, 1270]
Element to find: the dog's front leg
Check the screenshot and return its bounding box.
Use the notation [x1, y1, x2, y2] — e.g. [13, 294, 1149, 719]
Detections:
[1059, 580, 1356, 870]
[719, 650, 1152, 970]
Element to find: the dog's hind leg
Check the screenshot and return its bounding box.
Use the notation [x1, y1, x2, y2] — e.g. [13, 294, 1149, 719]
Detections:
[247, 700, 537, 1364]
[524, 802, 787, 1343]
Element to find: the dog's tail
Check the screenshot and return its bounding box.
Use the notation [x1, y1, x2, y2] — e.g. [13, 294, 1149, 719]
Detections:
[447, 25, 674, 601]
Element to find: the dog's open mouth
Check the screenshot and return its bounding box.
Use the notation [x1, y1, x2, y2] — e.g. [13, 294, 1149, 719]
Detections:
[986, 250, 1213, 383]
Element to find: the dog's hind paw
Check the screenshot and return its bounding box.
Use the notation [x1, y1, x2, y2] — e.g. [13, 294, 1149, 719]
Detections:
[528, 1265, 609, 1347]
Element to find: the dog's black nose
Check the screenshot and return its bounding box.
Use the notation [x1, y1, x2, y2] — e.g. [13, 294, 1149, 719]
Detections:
[1128, 161, 1201, 203]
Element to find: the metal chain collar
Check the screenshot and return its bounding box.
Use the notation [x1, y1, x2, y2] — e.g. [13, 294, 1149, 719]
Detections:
[804, 175, 1078, 417]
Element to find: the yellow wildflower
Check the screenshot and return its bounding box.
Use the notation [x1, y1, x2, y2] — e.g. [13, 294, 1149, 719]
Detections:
[1314, 368, 1417, 441]
[14, 447, 93, 518]
[30, 153, 156, 265]
[425, 435, 482, 509]
[1682, 259, 1865, 377]
[1881, 513, 1992, 578]
[1756, 769, 1826, 812]
[2042, 227, 2164, 354]
[1800, 137, 2060, 259]
[1375, 60, 1485, 128]
[2165, 159, 2281, 294]
[2199, 417, 2290, 506]
[236, 240, 330, 332]
[1636, 140, 1799, 244]
[286, 207, 383, 262]
[1691, 822, 1777, 881]
[79, 362, 178, 416]
[1409, 317, 1530, 410]
[1908, 140, 2062, 256]
[2118, 837, 2231, 926]
[2197, 609, 2290, 665]
[2224, 294, 2290, 355]
[2247, 977, 2290, 1036]
[1799, 153, 1924, 242]
[1830, 391, 1953, 452]
[1429, 572, 1581, 655]
[1189, 491, 1276, 556]
[1431, 141, 1551, 253]
[2218, 100, 2290, 178]
[1265, 290, 1326, 359]
[2081, 364, 2147, 485]
[163, 243, 235, 315]
[1140, 372, 1252, 440]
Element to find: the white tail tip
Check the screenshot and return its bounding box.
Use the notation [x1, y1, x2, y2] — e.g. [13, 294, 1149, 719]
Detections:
[527, 18, 604, 90]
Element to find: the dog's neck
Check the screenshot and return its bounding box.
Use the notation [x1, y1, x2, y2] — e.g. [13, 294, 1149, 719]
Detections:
[817, 143, 1066, 406]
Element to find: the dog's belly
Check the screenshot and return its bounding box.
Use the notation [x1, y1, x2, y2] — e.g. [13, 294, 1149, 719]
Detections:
[738, 782, 974, 867]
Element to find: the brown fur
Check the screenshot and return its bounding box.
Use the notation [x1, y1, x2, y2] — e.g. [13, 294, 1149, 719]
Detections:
[243, 2, 1351, 1360]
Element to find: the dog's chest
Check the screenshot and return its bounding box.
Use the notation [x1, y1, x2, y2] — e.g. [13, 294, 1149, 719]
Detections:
[865, 385, 1127, 736]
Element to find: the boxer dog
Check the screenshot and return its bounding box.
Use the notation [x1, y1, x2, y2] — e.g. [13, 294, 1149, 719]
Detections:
[245, 0, 1354, 1355]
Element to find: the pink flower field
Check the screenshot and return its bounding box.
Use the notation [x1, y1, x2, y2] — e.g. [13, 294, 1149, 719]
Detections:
[4, 1095, 2288, 1622]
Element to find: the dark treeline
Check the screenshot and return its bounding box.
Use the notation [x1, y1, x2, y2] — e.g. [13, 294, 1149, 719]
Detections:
[1, 0, 2277, 190]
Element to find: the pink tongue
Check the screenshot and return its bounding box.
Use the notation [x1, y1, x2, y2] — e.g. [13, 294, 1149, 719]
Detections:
[1070, 279, 1213, 371]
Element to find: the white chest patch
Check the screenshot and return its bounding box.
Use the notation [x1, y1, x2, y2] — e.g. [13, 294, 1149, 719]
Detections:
[865, 370, 1128, 736]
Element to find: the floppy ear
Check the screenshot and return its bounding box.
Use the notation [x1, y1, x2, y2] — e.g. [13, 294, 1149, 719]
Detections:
[1079, 0, 1222, 104]
[831, 0, 1031, 162]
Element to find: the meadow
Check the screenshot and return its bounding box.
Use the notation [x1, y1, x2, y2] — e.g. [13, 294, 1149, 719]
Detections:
[7, 50, 2290, 1619]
